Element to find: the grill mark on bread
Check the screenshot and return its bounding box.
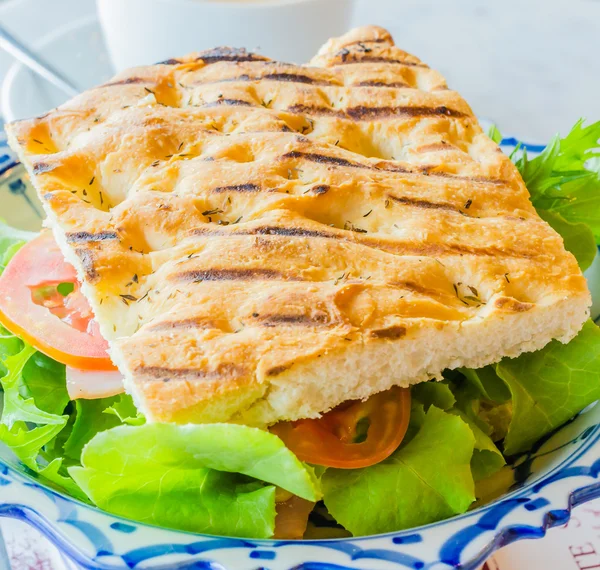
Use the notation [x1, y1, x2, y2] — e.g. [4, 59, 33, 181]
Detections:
[191, 72, 337, 88]
[422, 170, 506, 186]
[103, 77, 147, 87]
[415, 142, 457, 153]
[189, 225, 536, 259]
[281, 151, 505, 185]
[375, 161, 421, 174]
[253, 226, 334, 238]
[197, 47, 268, 64]
[371, 162, 411, 174]
[32, 161, 55, 175]
[395, 280, 451, 300]
[494, 297, 534, 312]
[370, 325, 407, 339]
[66, 231, 119, 243]
[174, 268, 295, 282]
[286, 104, 467, 121]
[311, 184, 331, 194]
[335, 55, 427, 67]
[184, 76, 251, 88]
[339, 37, 391, 49]
[264, 72, 319, 85]
[74, 248, 98, 281]
[204, 98, 254, 108]
[148, 313, 333, 331]
[347, 105, 467, 120]
[266, 364, 291, 376]
[354, 80, 410, 88]
[147, 317, 228, 332]
[282, 151, 368, 169]
[189, 225, 336, 239]
[388, 194, 462, 213]
[387, 163, 506, 186]
[192, 74, 412, 89]
[410, 242, 534, 259]
[213, 183, 260, 193]
[137, 363, 247, 382]
[255, 313, 333, 327]
[286, 104, 339, 117]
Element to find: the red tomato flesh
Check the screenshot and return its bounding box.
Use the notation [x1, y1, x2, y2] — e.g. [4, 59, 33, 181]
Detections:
[0, 232, 115, 370]
[270, 386, 411, 469]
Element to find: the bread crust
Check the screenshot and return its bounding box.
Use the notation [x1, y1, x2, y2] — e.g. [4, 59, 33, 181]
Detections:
[6, 26, 590, 425]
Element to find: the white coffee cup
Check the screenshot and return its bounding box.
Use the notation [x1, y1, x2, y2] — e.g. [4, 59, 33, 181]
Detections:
[96, 0, 356, 72]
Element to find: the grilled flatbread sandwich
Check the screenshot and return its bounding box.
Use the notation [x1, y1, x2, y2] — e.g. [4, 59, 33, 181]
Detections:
[2, 26, 599, 539]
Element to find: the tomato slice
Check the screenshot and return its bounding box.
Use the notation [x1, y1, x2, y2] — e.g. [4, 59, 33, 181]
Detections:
[0, 232, 115, 370]
[270, 386, 411, 469]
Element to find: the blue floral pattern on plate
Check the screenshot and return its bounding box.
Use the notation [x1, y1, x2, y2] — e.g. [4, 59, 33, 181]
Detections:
[1, 129, 600, 570]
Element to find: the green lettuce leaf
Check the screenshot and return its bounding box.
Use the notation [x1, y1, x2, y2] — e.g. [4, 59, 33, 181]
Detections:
[412, 381, 455, 411]
[397, 380, 453, 447]
[0, 330, 82, 497]
[451, 368, 512, 444]
[103, 394, 145, 426]
[43, 403, 76, 462]
[487, 124, 503, 144]
[38, 458, 89, 502]
[21, 351, 69, 416]
[0, 421, 65, 470]
[69, 423, 320, 536]
[403, 400, 426, 445]
[0, 326, 22, 368]
[460, 367, 511, 404]
[321, 407, 475, 535]
[71, 423, 319, 500]
[497, 320, 600, 455]
[0, 345, 67, 429]
[74, 464, 275, 538]
[62, 394, 146, 461]
[63, 397, 124, 460]
[516, 120, 600, 200]
[452, 410, 505, 481]
[476, 401, 512, 443]
[537, 209, 597, 271]
[0, 342, 71, 481]
[493, 120, 600, 268]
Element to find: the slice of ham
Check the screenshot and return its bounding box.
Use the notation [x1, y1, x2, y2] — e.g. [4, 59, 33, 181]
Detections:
[66, 367, 125, 400]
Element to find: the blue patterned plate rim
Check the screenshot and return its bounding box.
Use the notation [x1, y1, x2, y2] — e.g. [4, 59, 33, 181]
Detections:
[2, 420, 600, 570]
[3, 410, 600, 540]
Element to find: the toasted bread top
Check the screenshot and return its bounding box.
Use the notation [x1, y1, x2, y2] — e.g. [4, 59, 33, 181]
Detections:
[7, 26, 590, 425]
